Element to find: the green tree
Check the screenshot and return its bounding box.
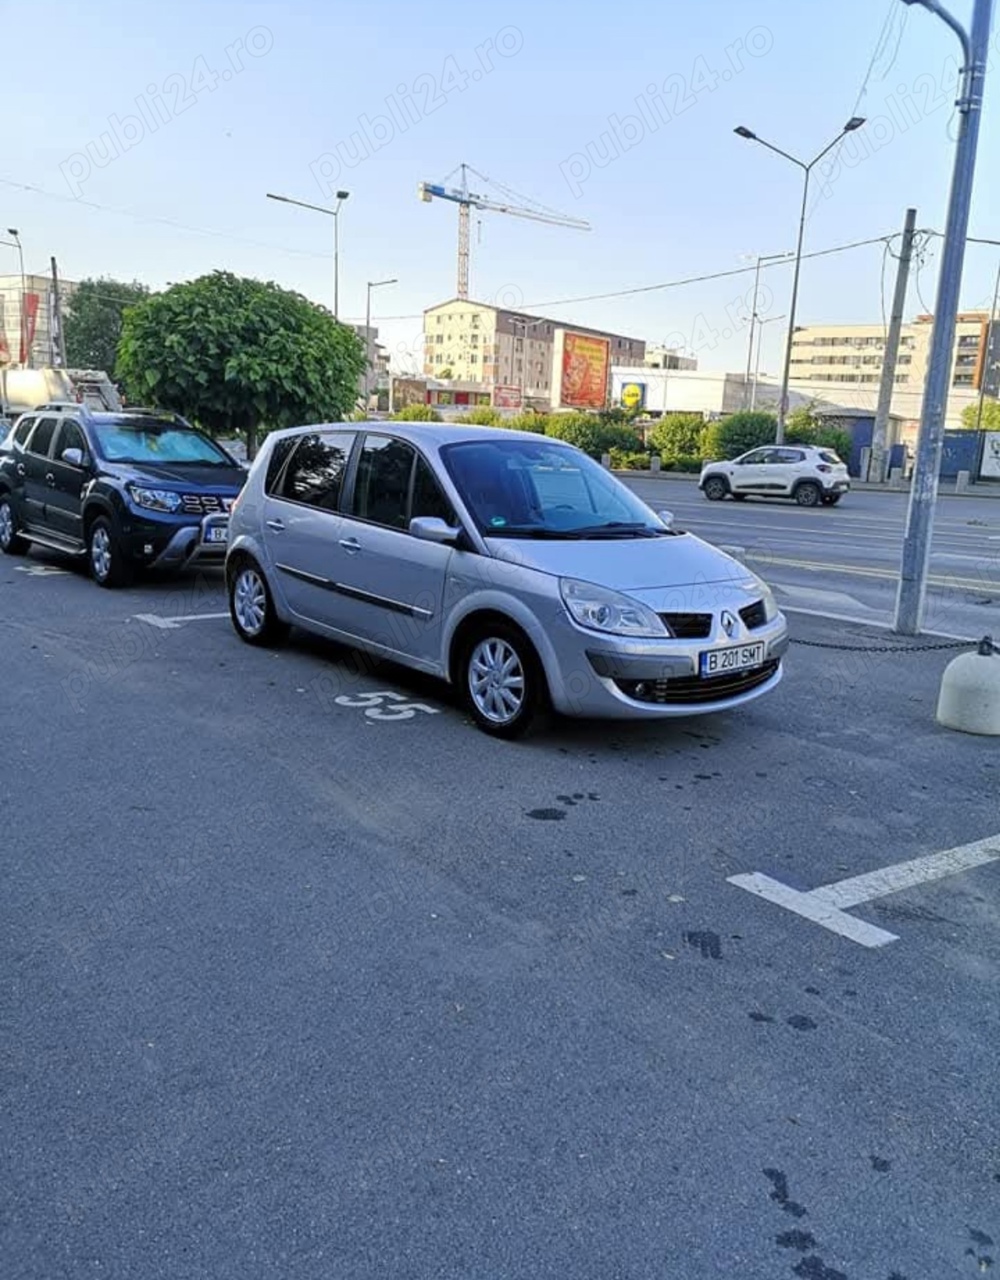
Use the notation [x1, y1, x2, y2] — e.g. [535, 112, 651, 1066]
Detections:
[438, 366, 454, 380]
[648, 412, 705, 459]
[544, 411, 643, 459]
[391, 403, 442, 421]
[117, 271, 365, 457]
[961, 398, 1000, 430]
[703, 410, 778, 460]
[63, 277, 150, 375]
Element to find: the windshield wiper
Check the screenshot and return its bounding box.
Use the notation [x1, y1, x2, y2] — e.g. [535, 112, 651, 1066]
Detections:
[564, 522, 670, 538]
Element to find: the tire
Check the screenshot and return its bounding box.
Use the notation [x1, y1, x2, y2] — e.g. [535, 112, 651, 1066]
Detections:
[703, 476, 729, 502]
[460, 621, 545, 739]
[0, 494, 28, 555]
[228, 557, 289, 646]
[795, 482, 822, 508]
[88, 516, 133, 588]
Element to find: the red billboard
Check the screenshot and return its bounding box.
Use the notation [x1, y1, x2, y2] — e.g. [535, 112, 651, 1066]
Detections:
[493, 384, 523, 409]
[560, 332, 610, 409]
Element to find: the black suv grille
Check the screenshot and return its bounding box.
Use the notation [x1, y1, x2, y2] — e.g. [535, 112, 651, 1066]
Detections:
[659, 612, 712, 639]
[180, 494, 233, 516]
[614, 660, 780, 706]
[739, 600, 768, 631]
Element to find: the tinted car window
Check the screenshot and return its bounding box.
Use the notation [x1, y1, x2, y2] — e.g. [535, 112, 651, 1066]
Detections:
[280, 432, 355, 510]
[818, 450, 842, 465]
[741, 449, 768, 465]
[264, 436, 299, 496]
[352, 435, 416, 529]
[55, 421, 86, 460]
[27, 417, 58, 457]
[775, 449, 805, 464]
[411, 455, 456, 524]
[13, 417, 35, 446]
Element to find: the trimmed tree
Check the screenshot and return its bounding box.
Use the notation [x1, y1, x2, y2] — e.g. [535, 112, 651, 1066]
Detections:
[63, 277, 150, 375]
[116, 271, 366, 457]
[961, 399, 1000, 430]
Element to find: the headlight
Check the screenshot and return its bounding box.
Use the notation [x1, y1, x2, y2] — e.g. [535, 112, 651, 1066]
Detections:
[560, 578, 668, 638]
[128, 485, 182, 513]
[742, 576, 779, 621]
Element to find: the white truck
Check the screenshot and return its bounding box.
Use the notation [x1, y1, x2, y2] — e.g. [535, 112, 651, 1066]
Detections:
[0, 367, 122, 418]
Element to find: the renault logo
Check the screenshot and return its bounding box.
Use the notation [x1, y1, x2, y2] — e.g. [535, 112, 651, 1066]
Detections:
[721, 610, 738, 638]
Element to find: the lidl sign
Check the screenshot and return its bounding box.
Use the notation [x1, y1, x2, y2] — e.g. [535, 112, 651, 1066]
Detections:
[621, 381, 646, 410]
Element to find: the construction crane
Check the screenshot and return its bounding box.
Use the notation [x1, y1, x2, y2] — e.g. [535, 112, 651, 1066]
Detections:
[418, 163, 591, 300]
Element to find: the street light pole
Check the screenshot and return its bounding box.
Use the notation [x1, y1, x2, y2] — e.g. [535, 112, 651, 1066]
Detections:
[365, 278, 398, 416]
[266, 190, 350, 319]
[751, 314, 786, 410]
[7, 229, 28, 368]
[734, 118, 866, 443]
[743, 256, 763, 408]
[895, 0, 994, 635]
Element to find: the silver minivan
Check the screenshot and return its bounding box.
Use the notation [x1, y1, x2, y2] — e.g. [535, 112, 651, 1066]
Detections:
[225, 423, 788, 737]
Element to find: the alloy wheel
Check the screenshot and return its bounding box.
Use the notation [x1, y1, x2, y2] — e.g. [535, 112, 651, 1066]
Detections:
[468, 637, 526, 726]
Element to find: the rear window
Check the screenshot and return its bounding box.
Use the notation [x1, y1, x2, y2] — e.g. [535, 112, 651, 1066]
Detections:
[818, 450, 842, 465]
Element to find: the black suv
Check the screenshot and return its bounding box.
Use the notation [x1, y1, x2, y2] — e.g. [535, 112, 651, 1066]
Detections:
[0, 404, 246, 587]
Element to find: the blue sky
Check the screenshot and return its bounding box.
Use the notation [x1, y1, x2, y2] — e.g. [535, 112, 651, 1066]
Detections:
[4, 0, 999, 376]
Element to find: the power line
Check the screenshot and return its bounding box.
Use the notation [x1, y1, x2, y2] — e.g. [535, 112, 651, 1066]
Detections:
[0, 176, 331, 261]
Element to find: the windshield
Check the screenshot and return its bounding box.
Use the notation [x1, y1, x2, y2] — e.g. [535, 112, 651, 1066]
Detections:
[441, 438, 667, 538]
[92, 418, 234, 465]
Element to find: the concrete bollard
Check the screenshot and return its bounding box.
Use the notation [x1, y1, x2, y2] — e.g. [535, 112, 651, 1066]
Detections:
[650, 456, 662, 473]
[860, 447, 872, 481]
[889, 468, 903, 489]
[936, 637, 1000, 735]
[956, 469, 971, 494]
[601, 453, 611, 470]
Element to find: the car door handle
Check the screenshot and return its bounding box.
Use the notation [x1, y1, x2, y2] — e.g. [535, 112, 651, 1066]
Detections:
[45, 473, 56, 487]
[16, 463, 25, 476]
[339, 538, 361, 553]
[266, 519, 286, 532]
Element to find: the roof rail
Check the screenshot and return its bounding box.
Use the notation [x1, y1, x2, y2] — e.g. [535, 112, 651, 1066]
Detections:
[32, 401, 87, 413]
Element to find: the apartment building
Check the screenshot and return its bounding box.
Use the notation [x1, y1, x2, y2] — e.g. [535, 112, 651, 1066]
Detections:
[0, 274, 78, 369]
[643, 345, 698, 371]
[789, 312, 1000, 426]
[423, 298, 645, 408]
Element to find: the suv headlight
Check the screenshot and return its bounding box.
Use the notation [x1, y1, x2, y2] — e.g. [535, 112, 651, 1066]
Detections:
[560, 578, 668, 638]
[128, 485, 182, 513]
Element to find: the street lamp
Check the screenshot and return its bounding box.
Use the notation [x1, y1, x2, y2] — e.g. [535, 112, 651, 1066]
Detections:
[894, 0, 993, 635]
[734, 117, 866, 442]
[750, 314, 786, 410]
[6, 229, 28, 369]
[266, 190, 350, 319]
[741, 250, 795, 408]
[365, 278, 397, 416]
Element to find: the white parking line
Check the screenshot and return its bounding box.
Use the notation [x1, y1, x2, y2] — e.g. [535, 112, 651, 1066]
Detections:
[132, 612, 229, 631]
[728, 834, 1000, 948]
[15, 565, 69, 577]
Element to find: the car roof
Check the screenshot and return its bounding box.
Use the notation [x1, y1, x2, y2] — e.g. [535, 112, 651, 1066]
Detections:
[265, 421, 552, 448]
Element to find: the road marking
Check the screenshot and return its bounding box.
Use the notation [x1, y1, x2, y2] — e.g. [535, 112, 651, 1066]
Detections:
[333, 690, 441, 721]
[745, 552, 1000, 592]
[132, 611, 229, 631]
[772, 582, 878, 614]
[15, 565, 69, 577]
[728, 834, 1000, 948]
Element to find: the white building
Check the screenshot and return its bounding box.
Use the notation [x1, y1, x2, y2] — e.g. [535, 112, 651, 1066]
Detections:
[0, 273, 77, 369]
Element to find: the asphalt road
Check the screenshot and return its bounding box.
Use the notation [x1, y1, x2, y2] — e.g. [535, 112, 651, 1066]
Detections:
[622, 477, 1000, 640]
[2, 554, 999, 1280]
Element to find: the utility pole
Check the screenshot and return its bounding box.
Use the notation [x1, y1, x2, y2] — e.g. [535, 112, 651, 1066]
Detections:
[974, 256, 1000, 431]
[50, 257, 67, 368]
[871, 208, 918, 483]
[895, 0, 994, 636]
[743, 256, 763, 409]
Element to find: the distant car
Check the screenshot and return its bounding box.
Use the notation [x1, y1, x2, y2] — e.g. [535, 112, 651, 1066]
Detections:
[0, 404, 245, 586]
[699, 445, 851, 507]
[225, 422, 788, 737]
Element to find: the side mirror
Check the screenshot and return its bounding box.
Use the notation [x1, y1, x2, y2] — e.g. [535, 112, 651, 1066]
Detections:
[61, 448, 85, 467]
[410, 516, 461, 545]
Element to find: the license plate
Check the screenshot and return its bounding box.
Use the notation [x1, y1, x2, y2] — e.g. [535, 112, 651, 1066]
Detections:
[204, 524, 228, 544]
[700, 641, 766, 678]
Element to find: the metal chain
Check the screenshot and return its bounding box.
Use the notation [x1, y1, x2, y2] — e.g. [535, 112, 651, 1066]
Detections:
[791, 635, 999, 655]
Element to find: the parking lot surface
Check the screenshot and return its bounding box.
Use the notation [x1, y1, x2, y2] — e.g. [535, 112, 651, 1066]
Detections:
[2, 555, 998, 1280]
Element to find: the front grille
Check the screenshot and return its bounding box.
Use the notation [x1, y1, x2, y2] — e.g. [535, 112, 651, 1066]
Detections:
[614, 660, 780, 706]
[180, 494, 234, 516]
[659, 612, 712, 639]
[739, 599, 768, 631]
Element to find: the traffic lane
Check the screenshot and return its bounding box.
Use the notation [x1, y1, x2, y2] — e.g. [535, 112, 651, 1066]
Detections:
[5, 590, 1000, 1275]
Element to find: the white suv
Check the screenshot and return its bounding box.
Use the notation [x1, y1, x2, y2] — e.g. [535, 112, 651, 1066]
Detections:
[699, 445, 851, 507]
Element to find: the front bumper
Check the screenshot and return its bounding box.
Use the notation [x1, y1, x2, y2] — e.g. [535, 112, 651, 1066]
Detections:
[120, 510, 230, 569]
[545, 613, 789, 720]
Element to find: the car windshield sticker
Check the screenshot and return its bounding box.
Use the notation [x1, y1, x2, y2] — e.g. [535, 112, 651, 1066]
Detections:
[490, 515, 507, 527]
